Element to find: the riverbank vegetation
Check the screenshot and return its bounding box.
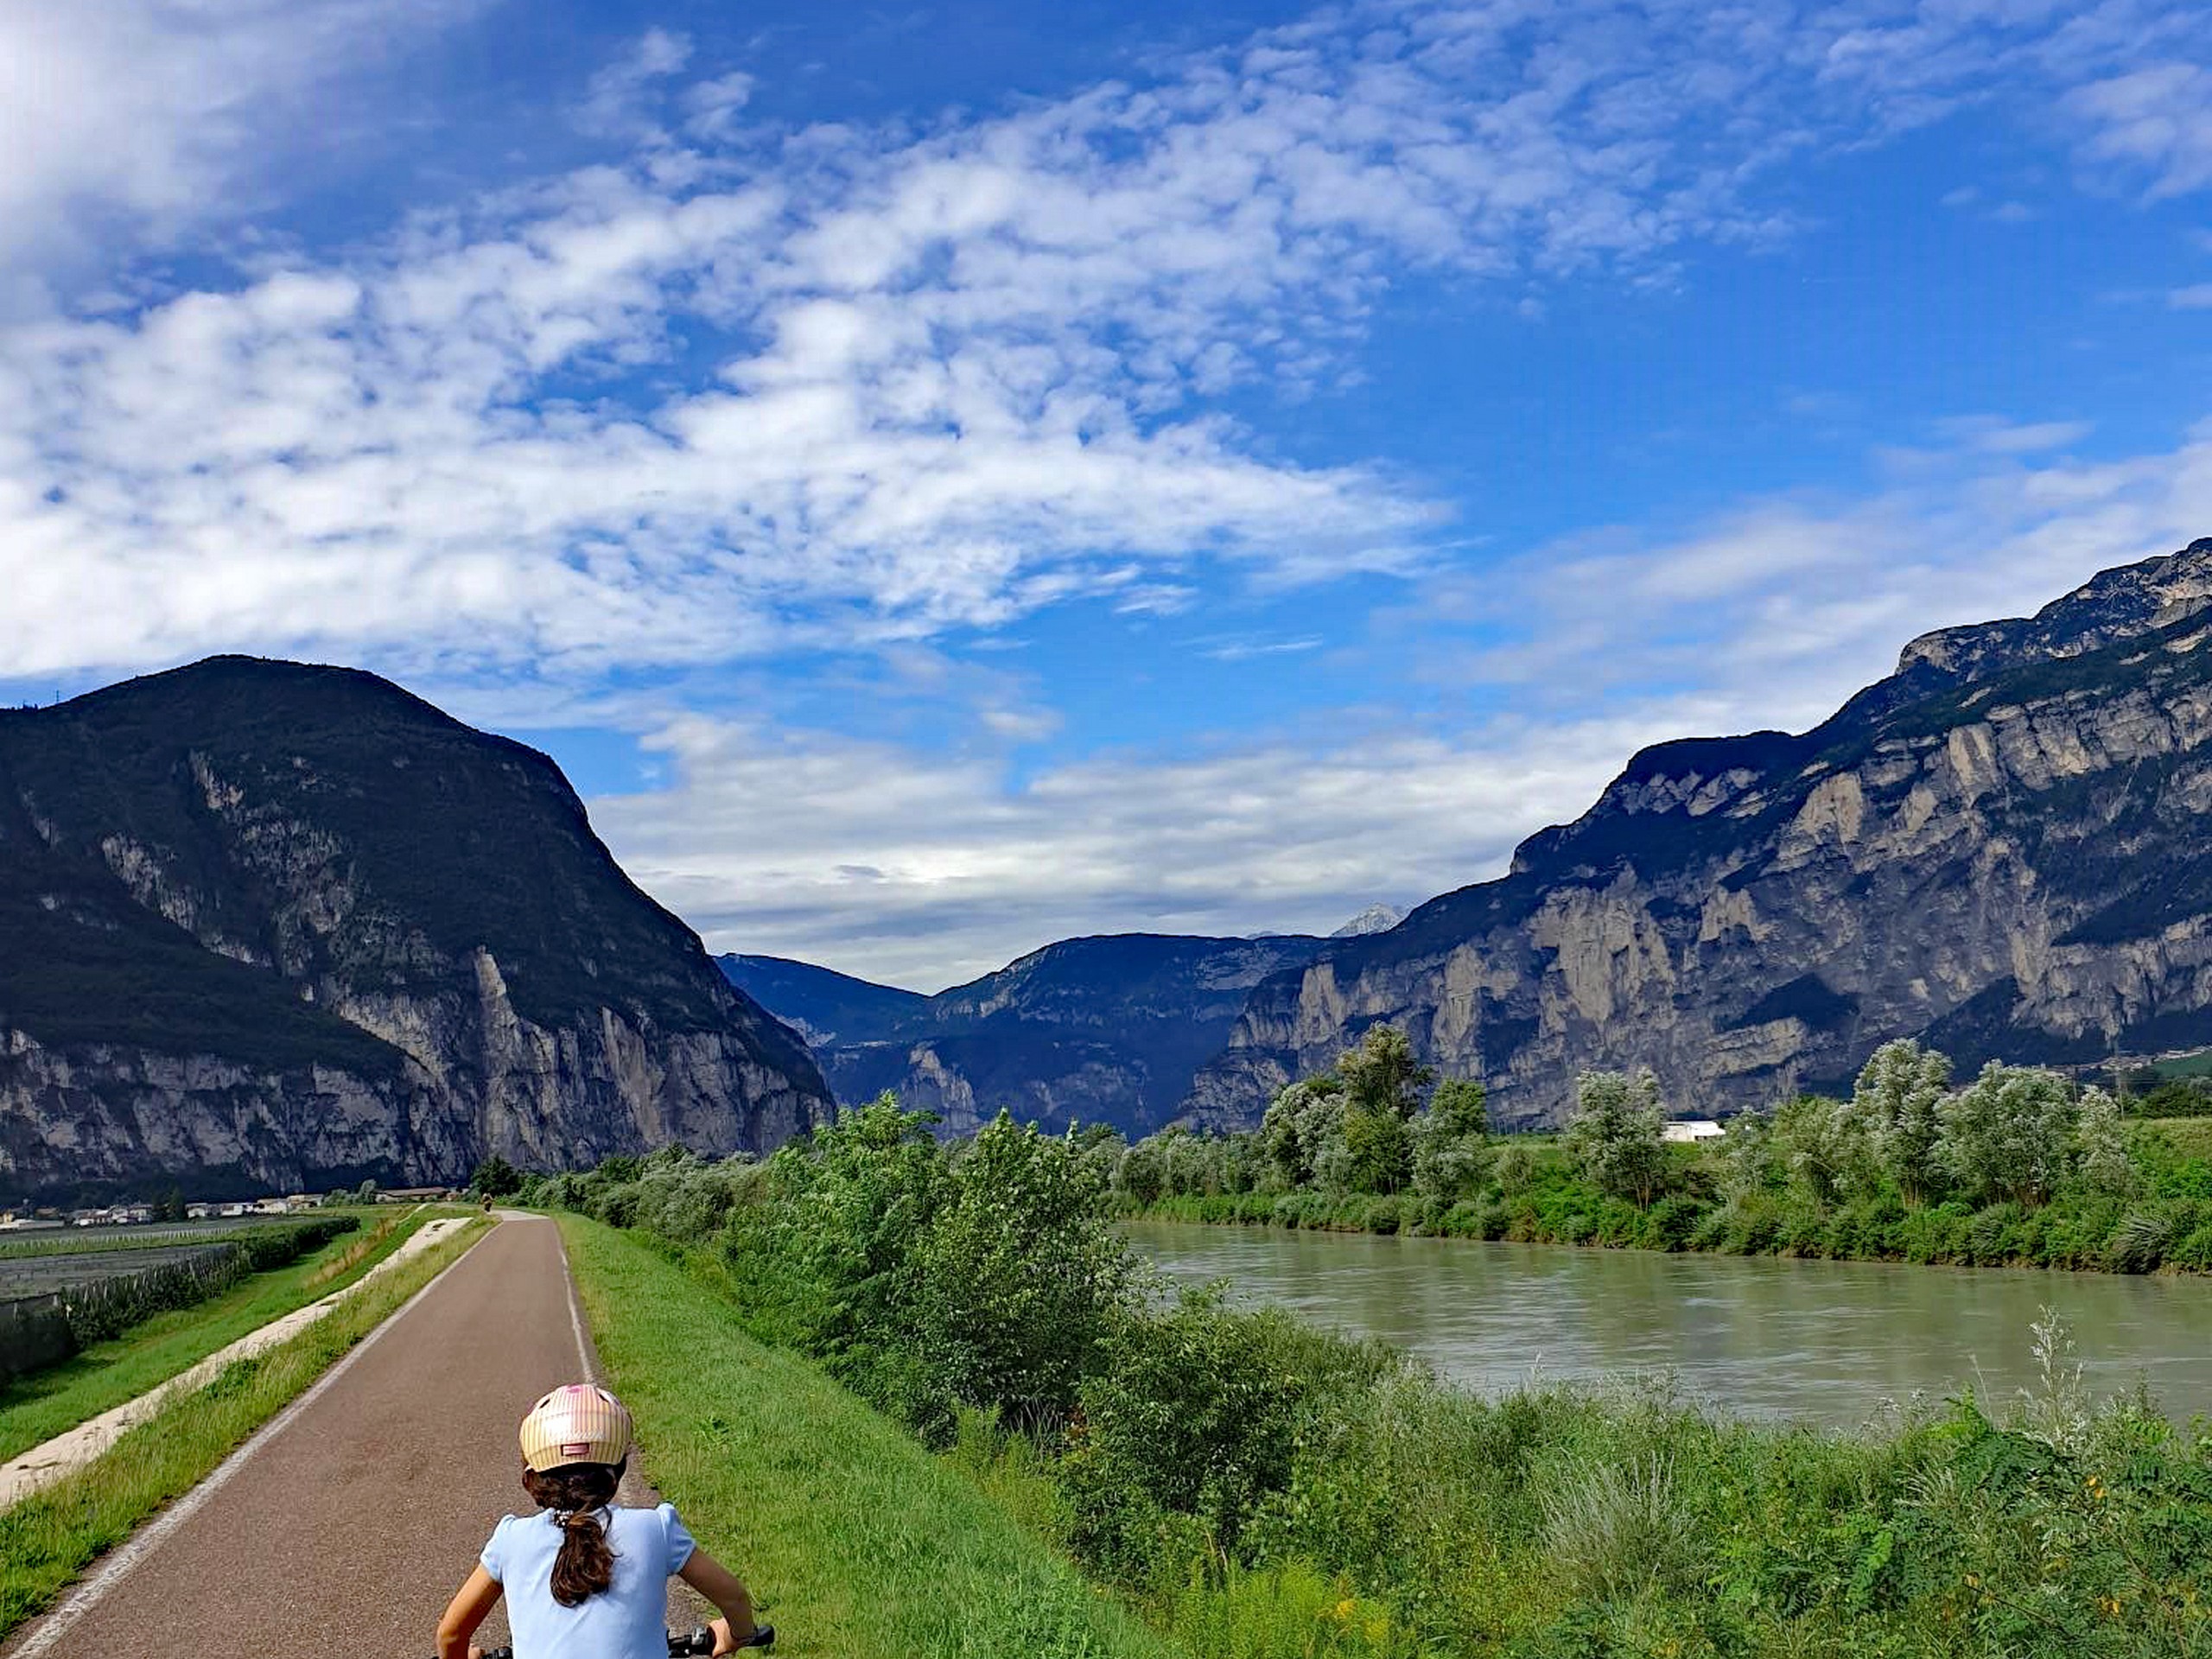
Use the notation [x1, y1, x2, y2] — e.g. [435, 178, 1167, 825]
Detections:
[1120, 1028, 2212, 1274]
[563, 1217, 1173, 1659]
[526, 1112, 2212, 1656]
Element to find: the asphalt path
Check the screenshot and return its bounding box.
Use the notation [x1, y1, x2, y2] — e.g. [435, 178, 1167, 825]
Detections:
[5, 1215, 705, 1659]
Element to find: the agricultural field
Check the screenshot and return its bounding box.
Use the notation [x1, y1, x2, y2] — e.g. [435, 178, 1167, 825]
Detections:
[0, 1244, 241, 1294]
[0, 1210, 423, 1463]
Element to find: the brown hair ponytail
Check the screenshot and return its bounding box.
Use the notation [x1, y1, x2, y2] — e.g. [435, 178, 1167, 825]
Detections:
[522, 1459, 624, 1605]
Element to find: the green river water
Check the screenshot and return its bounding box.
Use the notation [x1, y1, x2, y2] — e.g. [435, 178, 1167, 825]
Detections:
[1123, 1219, 2212, 1427]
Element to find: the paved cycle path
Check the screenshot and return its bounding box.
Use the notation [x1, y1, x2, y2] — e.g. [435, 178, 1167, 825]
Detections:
[4, 1214, 693, 1659]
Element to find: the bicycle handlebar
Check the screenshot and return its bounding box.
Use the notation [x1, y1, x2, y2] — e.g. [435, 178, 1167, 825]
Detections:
[460, 1623, 773, 1657]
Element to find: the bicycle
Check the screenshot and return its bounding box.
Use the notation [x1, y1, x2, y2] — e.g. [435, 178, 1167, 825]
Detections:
[460, 1623, 774, 1657]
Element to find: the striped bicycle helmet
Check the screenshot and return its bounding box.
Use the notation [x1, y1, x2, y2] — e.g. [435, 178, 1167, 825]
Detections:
[519, 1383, 632, 1472]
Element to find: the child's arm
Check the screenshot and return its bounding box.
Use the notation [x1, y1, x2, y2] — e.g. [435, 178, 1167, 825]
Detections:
[435, 1566, 504, 1659]
[677, 1548, 759, 1655]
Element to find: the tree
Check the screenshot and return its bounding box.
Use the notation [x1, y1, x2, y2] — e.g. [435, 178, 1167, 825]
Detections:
[1493, 1141, 1536, 1196]
[1936, 1063, 2077, 1207]
[2075, 1085, 2138, 1197]
[1561, 1070, 1668, 1207]
[471, 1155, 524, 1199]
[1260, 1073, 1348, 1189]
[1338, 1025, 1433, 1117]
[1413, 1077, 1491, 1202]
[1849, 1039, 1952, 1203]
[353, 1179, 379, 1206]
[1334, 1026, 1433, 1195]
[1717, 1109, 1779, 1204]
[915, 1112, 1133, 1428]
[1770, 1093, 1866, 1207]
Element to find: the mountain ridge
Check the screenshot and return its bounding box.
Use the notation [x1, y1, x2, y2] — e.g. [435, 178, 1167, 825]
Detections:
[1181, 537, 2212, 1126]
[0, 656, 831, 1199]
[721, 931, 1329, 1135]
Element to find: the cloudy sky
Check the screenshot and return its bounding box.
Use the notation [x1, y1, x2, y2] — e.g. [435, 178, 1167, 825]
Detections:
[3, 0, 2210, 988]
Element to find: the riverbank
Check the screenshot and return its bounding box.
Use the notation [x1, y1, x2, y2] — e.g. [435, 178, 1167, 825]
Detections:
[530, 1121, 2212, 1657]
[1119, 1115, 2212, 1276]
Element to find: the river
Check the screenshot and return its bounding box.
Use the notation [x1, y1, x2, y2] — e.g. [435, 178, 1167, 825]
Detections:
[1122, 1220, 2212, 1428]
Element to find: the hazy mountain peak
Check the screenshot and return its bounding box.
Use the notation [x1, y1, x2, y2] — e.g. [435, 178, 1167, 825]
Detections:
[1332, 904, 1408, 938]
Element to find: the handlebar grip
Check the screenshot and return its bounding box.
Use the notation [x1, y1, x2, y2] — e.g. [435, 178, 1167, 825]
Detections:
[737, 1624, 775, 1649]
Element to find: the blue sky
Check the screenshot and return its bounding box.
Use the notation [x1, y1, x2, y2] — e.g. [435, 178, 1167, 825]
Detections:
[3, 0, 2210, 988]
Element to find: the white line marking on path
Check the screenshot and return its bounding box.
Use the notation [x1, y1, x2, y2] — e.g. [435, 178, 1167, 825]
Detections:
[10, 1224, 487, 1659]
[553, 1225, 596, 1383]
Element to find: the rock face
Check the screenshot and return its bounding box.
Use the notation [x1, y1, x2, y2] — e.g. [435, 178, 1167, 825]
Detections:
[0, 658, 830, 1199]
[721, 932, 1329, 1136]
[1185, 537, 2212, 1128]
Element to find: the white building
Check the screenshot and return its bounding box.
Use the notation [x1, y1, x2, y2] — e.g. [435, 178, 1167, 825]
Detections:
[1662, 1119, 1726, 1144]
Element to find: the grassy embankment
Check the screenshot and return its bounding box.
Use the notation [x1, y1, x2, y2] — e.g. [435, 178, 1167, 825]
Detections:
[0, 1215, 486, 1640]
[562, 1216, 1172, 1659]
[0, 1208, 438, 1463]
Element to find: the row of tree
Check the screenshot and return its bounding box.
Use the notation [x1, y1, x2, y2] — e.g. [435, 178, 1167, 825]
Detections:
[1115, 1030, 2145, 1214]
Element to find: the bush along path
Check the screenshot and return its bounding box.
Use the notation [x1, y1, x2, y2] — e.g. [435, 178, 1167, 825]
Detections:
[562, 1217, 1173, 1659]
[531, 1116, 2212, 1658]
[1115, 1027, 2212, 1274]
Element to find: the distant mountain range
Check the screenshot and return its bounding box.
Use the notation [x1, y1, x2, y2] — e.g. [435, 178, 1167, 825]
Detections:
[719, 932, 1331, 1135]
[746, 538, 2212, 1132]
[17, 537, 2212, 1187]
[0, 658, 830, 1200]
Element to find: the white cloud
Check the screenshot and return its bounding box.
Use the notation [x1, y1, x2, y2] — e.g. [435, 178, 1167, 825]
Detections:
[594, 423, 2212, 986]
[10, 0, 2209, 687]
[2067, 60, 2212, 199]
[0, 0, 477, 311]
[594, 709, 1672, 988]
[2171, 283, 2212, 308]
[1430, 423, 2212, 733]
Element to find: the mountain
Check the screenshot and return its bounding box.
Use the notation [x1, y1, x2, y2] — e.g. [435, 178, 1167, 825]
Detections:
[721, 932, 1329, 1135]
[0, 658, 831, 1200]
[1185, 537, 2212, 1128]
[1333, 904, 1408, 938]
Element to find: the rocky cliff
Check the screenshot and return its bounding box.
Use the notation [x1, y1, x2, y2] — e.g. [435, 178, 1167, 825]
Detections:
[0, 658, 831, 1199]
[1185, 537, 2212, 1128]
[722, 932, 1329, 1135]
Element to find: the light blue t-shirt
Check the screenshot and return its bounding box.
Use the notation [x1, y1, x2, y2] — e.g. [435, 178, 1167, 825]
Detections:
[480, 1503, 697, 1659]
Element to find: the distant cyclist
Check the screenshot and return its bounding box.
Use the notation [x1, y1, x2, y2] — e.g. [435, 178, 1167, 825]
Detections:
[435, 1384, 761, 1659]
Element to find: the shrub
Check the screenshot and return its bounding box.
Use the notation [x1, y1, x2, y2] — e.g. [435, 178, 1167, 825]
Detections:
[1539, 1452, 1707, 1605]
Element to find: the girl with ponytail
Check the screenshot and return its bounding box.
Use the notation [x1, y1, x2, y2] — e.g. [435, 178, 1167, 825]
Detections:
[435, 1384, 760, 1659]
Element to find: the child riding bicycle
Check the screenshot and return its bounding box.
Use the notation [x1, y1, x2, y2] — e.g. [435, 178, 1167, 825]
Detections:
[436, 1384, 763, 1659]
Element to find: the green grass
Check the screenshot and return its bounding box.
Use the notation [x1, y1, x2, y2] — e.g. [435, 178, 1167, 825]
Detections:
[2145, 1050, 2212, 1079]
[560, 1217, 1174, 1659]
[0, 1209, 434, 1463]
[0, 1217, 487, 1642]
[2140, 1116, 2212, 1160]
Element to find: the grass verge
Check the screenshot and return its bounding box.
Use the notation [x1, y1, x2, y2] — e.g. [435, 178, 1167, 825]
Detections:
[0, 1208, 442, 1463]
[560, 1217, 1174, 1659]
[0, 1217, 487, 1642]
